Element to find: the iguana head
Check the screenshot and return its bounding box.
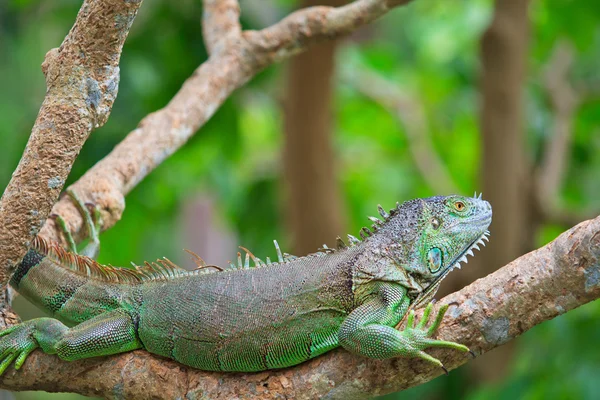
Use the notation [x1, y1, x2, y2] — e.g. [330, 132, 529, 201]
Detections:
[377, 194, 492, 296]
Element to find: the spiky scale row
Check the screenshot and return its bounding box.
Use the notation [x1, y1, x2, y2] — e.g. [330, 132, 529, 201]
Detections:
[32, 236, 141, 283]
[223, 201, 407, 270]
[44, 202, 406, 282]
[226, 240, 300, 271]
[447, 230, 490, 271]
[32, 236, 219, 284]
[32, 198, 488, 285]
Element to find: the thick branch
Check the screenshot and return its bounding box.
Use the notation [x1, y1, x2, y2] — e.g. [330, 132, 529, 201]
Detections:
[39, 0, 416, 245]
[3, 215, 600, 398]
[202, 0, 242, 54]
[0, 0, 142, 286]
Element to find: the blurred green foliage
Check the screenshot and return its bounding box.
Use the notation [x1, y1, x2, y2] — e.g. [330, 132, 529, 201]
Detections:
[1, 0, 599, 399]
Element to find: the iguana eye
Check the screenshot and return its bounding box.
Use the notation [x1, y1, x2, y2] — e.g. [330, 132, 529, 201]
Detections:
[431, 218, 440, 230]
[454, 201, 465, 211]
[427, 247, 442, 273]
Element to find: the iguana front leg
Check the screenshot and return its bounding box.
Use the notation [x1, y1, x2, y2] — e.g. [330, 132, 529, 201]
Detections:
[338, 283, 469, 370]
[0, 309, 142, 374]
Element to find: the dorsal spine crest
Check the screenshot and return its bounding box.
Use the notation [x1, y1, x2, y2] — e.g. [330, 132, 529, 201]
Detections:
[30, 203, 403, 283]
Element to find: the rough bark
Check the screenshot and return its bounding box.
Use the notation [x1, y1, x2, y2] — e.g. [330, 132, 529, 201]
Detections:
[2, 214, 599, 398]
[283, 0, 347, 255]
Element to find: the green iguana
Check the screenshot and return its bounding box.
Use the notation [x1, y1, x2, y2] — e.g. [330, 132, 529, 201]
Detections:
[2, 192, 491, 375]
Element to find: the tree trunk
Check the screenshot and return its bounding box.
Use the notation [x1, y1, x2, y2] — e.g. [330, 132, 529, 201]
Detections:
[283, 0, 346, 255]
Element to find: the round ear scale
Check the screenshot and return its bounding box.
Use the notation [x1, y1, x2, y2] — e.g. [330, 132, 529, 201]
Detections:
[427, 247, 442, 273]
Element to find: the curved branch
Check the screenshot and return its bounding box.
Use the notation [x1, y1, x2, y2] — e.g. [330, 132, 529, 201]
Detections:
[39, 0, 416, 245]
[2, 215, 599, 397]
[0, 0, 142, 286]
[244, 0, 412, 62]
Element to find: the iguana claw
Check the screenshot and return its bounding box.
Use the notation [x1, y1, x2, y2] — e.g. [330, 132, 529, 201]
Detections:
[0, 322, 38, 375]
[400, 303, 471, 369]
[52, 189, 102, 258]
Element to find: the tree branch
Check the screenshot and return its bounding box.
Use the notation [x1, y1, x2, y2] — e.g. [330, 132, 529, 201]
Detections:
[0, 0, 142, 288]
[2, 214, 599, 398]
[38, 0, 416, 245]
[202, 0, 242, 54]
[245, 0, 412, 62]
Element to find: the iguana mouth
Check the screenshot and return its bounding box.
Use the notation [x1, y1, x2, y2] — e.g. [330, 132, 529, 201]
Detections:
[407, 230, 490, 309]
[425, 230, 490, 289]
[448, 230, 490, 272]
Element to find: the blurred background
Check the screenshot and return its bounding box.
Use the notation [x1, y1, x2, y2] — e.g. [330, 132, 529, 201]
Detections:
[1, 0, 600, 398]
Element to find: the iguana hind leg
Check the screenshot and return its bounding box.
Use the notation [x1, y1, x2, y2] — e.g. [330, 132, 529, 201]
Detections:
[0, 309, 142, 375]
[52, 189, 102, 258]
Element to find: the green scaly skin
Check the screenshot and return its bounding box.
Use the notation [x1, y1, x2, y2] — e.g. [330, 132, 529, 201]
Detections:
[2, 193, 491, 374]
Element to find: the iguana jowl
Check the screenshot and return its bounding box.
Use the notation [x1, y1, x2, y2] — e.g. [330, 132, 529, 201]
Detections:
[3, 194, 491, 374]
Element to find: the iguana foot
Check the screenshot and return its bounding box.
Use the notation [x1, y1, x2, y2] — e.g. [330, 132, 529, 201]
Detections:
[51, 189, 102, 258]
[0, 322, 38, 375]
[400, 302, 470, 371]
